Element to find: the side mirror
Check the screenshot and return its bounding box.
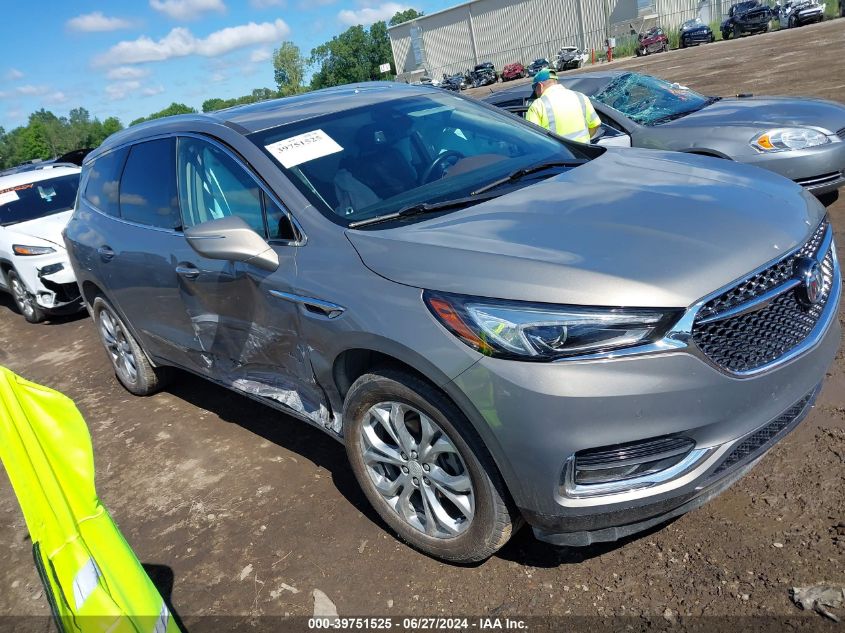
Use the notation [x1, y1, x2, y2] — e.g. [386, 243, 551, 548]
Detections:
[184, 215, 280, 272]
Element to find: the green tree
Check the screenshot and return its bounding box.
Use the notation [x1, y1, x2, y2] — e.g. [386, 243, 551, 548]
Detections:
[389, 8, 423, 26]
[102, 117, 123, 138]
[273, 41, 307, 96]
[130, 102, 196, 126]
[202, 97, 228, 113]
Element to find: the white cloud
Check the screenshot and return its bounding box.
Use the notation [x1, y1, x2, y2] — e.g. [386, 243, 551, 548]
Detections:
[149, 0, 226, 20]
[16, 85, 50, 96]
[106, 66, 151, 80]
[251, 0, 285, 6]
[106, 81, 141, 101]
[5, 68, 24, 81]
[142, 85, 165, 96]
[95, 19, 290, 65]
[46, 91, 69, 105]
[338, 2, 408, 25]
[249, 47, 272, 63]
[67, 12, 133, 32]
[211, 72, 226, 82]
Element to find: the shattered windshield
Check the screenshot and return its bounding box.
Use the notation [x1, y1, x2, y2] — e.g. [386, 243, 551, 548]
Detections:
[593, 73, 712, 126]
[682, 19, 702, 29]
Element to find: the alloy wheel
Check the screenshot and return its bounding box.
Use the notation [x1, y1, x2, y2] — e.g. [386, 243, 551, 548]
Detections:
[360, 401, 475, 538]
[10, 276, 36, 320]
[99, 308, 138, 384]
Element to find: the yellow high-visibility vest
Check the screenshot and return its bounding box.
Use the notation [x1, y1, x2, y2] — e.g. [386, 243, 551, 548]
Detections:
[0, 366, 180, 633]
[526, 84, 602, 143]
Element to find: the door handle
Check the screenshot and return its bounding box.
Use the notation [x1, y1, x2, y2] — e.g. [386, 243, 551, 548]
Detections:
[175, 264, 200, 279]
[97, 246, 115, 262]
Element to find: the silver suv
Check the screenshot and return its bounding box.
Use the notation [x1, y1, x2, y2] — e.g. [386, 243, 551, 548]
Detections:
[64, 83, 840, 562]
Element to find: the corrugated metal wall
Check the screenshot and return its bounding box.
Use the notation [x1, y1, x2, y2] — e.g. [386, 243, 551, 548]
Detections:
[389, 0, 746, 78]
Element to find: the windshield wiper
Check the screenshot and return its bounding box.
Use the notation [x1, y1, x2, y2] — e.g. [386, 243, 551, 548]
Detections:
[348, 193, 498, 229]
[470, 160, 587, 196]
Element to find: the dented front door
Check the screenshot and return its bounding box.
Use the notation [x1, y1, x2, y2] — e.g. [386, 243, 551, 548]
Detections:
[174, 135, 329, 426]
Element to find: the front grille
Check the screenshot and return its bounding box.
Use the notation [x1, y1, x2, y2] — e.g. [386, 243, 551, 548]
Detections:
[692, 218, 834, 373]
[837, 127, 845, 141]
[712, 389, 816, 476]
[796, 172, 843, 188]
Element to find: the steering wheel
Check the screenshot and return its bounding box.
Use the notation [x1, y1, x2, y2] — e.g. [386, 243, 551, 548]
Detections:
[421, 150, 465, 183]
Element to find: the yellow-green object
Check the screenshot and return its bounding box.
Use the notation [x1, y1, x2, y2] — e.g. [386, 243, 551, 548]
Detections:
[525, 83, 602, 143]
[0, 366, 179, 633]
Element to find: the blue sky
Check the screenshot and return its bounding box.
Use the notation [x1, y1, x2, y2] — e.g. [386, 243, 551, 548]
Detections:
[0, 0, 454, 130]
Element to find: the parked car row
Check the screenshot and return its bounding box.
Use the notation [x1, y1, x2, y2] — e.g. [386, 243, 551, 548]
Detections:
[2, 75, 844, 565]
[429, 1, 831, 87]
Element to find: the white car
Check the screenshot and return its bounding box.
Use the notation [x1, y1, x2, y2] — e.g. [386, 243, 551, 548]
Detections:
[0, 165, 83, 322]
[556, 46, 589, 71]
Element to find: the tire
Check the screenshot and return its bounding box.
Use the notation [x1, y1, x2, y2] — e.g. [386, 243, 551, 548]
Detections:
[734, 24, 742, 38]
[343, 368, 518, 563]
[91, 296, 169, 396]
[788, 15, 798, 28]
[7, 270, 45, 323]
[680, 38, 686, 48]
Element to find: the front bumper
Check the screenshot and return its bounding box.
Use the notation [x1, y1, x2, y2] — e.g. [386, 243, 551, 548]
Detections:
[530, 384, 818, 545]
[747, 138, 845, 196]
[10, 253, 83, 314]
[681, 31, 712, 44]
[449, 265, 840, 545]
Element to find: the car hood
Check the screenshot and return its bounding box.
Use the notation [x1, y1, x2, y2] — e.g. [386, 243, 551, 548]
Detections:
[667, 96, 845, 133]
[5, 209, 73, 249]
[346, 149, 822, 308]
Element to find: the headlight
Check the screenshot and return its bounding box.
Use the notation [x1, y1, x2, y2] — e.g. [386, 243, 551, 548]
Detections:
[424, 291, 681, 360]
[12, 244, 56, 256]
[751, 128, 830, 152]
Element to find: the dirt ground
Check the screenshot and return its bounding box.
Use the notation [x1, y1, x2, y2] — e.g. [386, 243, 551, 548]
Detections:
[1, 18, 844, 631]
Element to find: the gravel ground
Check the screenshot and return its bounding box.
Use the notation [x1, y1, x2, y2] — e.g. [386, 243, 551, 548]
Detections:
[1, 18, 844, 631]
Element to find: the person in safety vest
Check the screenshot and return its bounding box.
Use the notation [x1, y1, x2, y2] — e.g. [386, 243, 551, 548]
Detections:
[525, 69, 601, 143]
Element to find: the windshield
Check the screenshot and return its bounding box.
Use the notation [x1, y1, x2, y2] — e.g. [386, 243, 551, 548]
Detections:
[0, 173, 80, 226]
[249, 91, 586, 227]
[594, 73, 711, 126]
[682, 19, 702, 28]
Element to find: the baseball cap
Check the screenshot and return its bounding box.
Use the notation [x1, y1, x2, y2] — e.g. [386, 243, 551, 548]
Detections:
[532, 68, 557, 86]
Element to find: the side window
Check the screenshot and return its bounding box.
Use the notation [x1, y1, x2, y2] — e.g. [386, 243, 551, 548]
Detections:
[262, 192, 297, 241]
[177, 137, 266, 235]
[84, 148, 128, 216]
[119, 138, 181, 230]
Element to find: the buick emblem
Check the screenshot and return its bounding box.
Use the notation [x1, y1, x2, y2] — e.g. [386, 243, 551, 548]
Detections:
[795, 257, 823, 306]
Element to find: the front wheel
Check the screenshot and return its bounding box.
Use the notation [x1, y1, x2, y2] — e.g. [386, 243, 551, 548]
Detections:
[343, 369, 518, 563]
[92, 296, 169, 396]
[7, 270, 45, 323]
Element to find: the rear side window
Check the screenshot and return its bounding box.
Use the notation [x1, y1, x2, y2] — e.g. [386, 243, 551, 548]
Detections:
[119, 138, 181, 230]
[177, 137, 265, 235]
[84, 148, 127, 216]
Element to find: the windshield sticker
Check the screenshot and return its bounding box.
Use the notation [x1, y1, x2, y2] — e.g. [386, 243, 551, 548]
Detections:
[0, 190, 20, 205]
[265, 130, 343, 168]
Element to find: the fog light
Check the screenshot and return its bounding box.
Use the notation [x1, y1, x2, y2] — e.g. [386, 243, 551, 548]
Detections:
[562, 436, 707, 498]
[38, 263, 64, 277]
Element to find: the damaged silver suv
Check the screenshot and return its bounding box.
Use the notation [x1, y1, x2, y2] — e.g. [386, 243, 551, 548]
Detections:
[64, 83, 840, 563]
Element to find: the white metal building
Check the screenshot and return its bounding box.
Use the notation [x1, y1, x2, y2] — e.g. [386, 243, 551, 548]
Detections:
[388, 0, 734, 79]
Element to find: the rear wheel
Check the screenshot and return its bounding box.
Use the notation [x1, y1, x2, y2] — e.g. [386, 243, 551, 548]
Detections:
[92, 296, 169, 396]
[343, 368, 518, 563]
[7, 270, 45, 323]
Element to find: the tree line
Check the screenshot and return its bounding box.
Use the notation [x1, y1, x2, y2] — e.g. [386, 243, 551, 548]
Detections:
[0, 9, 422, 170]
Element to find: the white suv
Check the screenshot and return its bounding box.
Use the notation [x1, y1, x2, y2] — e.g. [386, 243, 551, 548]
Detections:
[0, 165, 83, 322]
